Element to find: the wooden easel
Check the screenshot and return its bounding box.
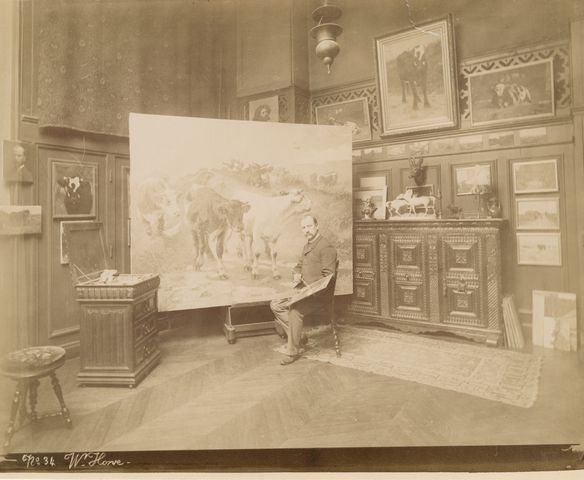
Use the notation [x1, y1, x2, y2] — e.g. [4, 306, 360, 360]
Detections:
[221, 300, 276, 344]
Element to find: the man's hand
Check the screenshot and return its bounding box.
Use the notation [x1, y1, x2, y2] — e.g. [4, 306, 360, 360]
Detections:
[290, 273, 303, 288]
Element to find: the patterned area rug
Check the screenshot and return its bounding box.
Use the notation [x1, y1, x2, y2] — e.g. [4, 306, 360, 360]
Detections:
[275, 325, 543, 408]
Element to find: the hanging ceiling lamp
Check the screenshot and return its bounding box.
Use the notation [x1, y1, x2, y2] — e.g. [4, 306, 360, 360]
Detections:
[310, 1, 343, 74]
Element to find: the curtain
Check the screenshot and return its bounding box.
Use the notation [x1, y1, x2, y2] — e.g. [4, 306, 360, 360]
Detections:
[35, 0, 215, 137]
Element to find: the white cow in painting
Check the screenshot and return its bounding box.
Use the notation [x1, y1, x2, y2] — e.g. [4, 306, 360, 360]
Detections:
[237, 189, 312, 280]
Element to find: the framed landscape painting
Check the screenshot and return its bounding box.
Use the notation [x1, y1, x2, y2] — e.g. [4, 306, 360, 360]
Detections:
[517, 232, 562, 266]
[315, 98, 372, 143]
[515, 198, 560, 230]
[374, 16, 458, 137]
[512, 158, 558, 194]
[453, 163, 493, 196]
[469, 58, 555, 127]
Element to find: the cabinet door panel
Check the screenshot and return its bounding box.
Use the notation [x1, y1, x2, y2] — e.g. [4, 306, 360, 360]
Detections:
[389, 233, 431, 322]
[350, 233, 380, 315]
[441, 234, 485, 328]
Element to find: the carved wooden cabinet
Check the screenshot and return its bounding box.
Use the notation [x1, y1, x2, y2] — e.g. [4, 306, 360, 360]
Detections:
[75, 274, 161, 387]
[348, 219, 505, 346]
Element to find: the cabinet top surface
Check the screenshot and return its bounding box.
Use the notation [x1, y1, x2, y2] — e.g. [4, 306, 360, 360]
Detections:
[354, 218, 506, 227]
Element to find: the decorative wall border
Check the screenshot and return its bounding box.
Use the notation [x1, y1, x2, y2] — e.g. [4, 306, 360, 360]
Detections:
[310, 42, 571, 138]
[459, 42, 571, 120]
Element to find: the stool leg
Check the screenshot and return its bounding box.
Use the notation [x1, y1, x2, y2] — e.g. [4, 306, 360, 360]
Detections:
[4, 381, 24, 448]
[331, 318, 341, 358]
[28, 379, 39, 423]
[50, 372, 72, 428]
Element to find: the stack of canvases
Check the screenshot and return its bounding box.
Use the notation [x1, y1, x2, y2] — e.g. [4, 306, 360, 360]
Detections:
[502, 295, 525, 350]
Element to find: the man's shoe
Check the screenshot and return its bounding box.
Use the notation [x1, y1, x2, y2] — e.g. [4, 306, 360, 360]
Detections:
[280, 355, 301, 366]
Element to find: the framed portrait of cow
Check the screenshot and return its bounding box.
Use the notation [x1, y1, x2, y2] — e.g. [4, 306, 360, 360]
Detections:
[468, 57, 555, 127]
[374, 15, 459, 137]
[52, 160, 97, 219]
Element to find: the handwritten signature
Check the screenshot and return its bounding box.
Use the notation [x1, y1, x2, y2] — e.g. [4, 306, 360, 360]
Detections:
[64, 452, 128, 469]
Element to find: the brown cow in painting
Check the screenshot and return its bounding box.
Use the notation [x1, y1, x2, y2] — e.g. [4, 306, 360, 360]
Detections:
[183, 187, 250, 279]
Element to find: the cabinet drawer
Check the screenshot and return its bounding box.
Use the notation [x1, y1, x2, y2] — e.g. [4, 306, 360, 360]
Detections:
[133, 294, 157, 322]
[134, 332, 158, 367]
[134, 313, 158, 343]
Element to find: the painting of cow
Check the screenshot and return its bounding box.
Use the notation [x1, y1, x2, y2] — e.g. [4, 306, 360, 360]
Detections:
[397, 45, 430, 111]
[130, 114, 353, 311]
[52, 161, 96, 218]
[374, 16, 458, 136]
[469, 57, 554, 127]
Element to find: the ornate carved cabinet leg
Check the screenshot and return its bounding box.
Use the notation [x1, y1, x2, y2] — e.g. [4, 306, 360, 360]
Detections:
[50, 372, 73, 428]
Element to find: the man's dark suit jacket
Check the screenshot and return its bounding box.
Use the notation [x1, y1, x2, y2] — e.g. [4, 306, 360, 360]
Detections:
[293, 234, 337, 293]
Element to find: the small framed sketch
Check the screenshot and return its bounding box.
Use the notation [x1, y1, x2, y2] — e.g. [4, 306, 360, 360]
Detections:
[512, 158, 558, 194]
[0, 205, 41, 235]
[315, 98, 372, 143]
[358, 174, 388, 189]
[52, 160, 97, 219]
[406, 184, 434, 197]
[517, 232, 562, 266]
[468, 57, 555, 127]
[353, 187, 388, 220]
[515, 198, 560, 230]
[248, 95, 279, 122]
[453, 163, 493, 196]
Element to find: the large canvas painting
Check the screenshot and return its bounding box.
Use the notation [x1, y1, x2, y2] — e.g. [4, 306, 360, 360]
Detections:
[374, 16, 458, 136]
[129, 113, 353, 312]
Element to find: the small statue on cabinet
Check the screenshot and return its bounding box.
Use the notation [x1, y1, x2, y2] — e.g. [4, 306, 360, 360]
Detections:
[360, 197, 377, 220]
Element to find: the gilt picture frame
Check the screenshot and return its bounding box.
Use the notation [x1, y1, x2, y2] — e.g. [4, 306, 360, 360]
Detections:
[468, 57, 555, 127]
[315, 98, 372, 143]
[52, 160, 97, 219]
[512, 158, 558, 194]
[374, 15, 459, 137]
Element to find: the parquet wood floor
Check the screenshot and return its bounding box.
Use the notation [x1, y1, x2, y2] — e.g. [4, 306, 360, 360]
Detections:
[1, 319, 583, 454]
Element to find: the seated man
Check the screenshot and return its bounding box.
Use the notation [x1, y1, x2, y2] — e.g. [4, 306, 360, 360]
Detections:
[270, 214, 337, 365]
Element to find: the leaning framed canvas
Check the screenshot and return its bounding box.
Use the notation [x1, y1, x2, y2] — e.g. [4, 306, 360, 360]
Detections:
[512, 158, 558, 194]
[52, 160, 97, 219]
[516, 232, 562, 266]
[315, 98, 372, 143]
[515, 197, 560, 230]
[468, 57, 555, 127]
[374, 15, 458, 137]
[0, 205, 42, 235]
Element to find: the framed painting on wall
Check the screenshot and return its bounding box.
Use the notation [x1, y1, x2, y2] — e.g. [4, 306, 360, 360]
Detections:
[516, 232, 562, 266]
[353, 187, 387, 220]
[374, 15, 459, 137]
[468, 57, 555, 127]
[315, 98, 372, 143]
[2, 140, 35, 184]
[512, 158, 558, 194]
[453, 163, 493, 196]
[0, 205, 41, 235]
[52, 160, 97, 219]
[248, 95, 279, 122]
[515, 198, 560, 230]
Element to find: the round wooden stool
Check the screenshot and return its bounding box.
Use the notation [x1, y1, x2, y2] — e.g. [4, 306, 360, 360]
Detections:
[1, 346, 73, 449]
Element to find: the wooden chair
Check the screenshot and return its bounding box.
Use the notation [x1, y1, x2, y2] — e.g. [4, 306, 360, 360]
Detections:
[275, 260, 341, 357]
[1, 346, 73, 449]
